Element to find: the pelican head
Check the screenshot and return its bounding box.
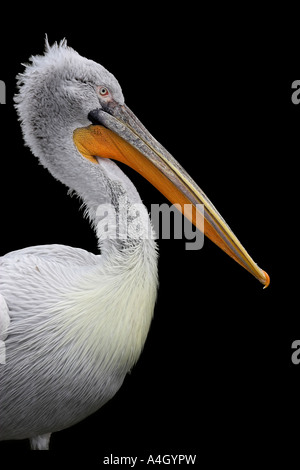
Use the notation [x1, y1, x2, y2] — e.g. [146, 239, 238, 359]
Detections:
[15, 39, 269, 286]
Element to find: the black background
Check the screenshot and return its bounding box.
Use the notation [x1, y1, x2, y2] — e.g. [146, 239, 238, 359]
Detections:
[0, 22, 293, 466]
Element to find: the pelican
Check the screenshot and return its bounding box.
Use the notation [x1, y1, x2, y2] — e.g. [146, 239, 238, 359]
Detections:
[0, 40, 269, 450]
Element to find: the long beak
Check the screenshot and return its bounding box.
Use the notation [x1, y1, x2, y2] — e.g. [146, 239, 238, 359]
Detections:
[74, 103, 270, 288]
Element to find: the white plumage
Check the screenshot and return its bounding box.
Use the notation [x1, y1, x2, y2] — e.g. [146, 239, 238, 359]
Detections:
[0, 40, 158, 449]
[0, 241, 157, 444]
[0, 294, 10, 364]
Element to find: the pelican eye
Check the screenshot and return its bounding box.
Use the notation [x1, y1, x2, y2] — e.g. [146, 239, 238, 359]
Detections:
[98, 86, 109, 97]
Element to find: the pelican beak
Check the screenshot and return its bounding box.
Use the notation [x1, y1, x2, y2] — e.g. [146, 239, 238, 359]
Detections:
[74, 103, 270, 288]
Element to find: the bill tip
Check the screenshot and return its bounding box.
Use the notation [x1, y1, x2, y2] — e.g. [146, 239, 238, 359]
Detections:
[262, 270, 270, 289]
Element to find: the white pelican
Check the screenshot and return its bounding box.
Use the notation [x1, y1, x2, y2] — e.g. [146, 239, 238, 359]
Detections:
[0, 40, 269, 450]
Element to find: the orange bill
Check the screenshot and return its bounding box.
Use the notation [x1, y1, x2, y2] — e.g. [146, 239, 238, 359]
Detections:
[73, 105, 270, 288]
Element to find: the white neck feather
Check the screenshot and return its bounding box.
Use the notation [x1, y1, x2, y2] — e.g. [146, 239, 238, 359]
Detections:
[13, 42, 160, 385]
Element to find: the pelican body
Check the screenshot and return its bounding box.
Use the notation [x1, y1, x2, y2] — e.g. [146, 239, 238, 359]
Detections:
[0, 40, 269, 450]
